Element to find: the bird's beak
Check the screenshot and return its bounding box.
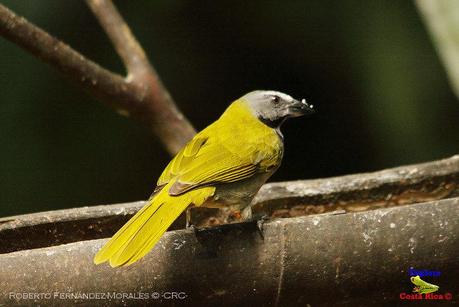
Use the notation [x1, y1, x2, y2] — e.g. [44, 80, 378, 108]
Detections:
[288, 98, 315, 117]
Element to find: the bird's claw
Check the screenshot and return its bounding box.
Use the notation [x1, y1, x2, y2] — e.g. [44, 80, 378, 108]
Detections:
[256, 215, 270, 239]
[187, 224, 200, 236]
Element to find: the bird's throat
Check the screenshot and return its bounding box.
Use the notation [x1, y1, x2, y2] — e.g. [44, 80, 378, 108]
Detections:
[258, 116, 286, 140]
[258, 116, 286, 129]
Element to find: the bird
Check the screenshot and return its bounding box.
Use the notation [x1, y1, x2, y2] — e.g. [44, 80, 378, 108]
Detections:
[94, 90, 314, 267]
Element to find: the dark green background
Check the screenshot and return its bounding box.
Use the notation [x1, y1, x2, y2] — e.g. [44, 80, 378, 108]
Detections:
[1, 1, 458, 217]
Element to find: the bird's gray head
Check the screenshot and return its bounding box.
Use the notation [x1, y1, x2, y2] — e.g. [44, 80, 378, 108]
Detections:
[242, 90, 315, 127]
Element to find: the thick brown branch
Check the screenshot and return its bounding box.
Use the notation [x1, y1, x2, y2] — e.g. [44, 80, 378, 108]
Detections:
[0, 3, 196, 155]
[1, 154, 458, 251]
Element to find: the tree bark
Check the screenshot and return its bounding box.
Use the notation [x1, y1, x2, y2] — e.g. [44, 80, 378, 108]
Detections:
[0, 2, 196, 155]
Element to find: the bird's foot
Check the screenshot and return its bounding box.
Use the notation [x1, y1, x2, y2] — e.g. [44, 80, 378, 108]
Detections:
[190, 224, 205, 239]
[256, 215, 270, 240]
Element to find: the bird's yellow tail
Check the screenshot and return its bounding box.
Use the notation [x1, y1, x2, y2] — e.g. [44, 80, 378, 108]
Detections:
[94, 182, 214, 267]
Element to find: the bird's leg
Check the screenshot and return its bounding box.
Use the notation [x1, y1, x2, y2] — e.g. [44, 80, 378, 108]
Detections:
[229, 210, 242, 222]
[241, 205, 252, 221]
[228, 205, 252, 223]
[186, 208, 200, 237]
[186, 207, 191, 228]
[186, 207, 194, 229]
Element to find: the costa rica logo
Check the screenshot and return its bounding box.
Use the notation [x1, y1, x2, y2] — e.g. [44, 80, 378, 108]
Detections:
[410, 275, 439, 294]
[399, 268, 453, 301]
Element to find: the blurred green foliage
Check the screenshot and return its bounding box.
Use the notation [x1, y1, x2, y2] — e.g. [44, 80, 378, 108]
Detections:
[1, 0, 458, 216]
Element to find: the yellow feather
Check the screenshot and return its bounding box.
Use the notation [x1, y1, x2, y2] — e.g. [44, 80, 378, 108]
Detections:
[94, 181, 215, 267]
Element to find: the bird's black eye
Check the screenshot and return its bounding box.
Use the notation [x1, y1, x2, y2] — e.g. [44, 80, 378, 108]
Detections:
[271, 96, 280, 104]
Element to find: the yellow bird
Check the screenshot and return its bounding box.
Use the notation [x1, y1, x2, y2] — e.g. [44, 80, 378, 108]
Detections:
[94, 90, 314, 267]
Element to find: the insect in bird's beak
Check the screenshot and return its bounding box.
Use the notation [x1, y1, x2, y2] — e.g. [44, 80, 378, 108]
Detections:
[302, 98, 314, 111]
[288, 98, 315, 117]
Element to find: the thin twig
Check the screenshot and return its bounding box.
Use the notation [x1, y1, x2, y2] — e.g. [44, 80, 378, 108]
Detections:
[0, 4, 133, 115]
[0, 3, 196, 155]
[85, 0, 150, 77]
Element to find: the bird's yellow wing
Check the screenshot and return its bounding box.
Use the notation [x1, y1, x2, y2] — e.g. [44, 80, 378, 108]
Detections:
[156, 121, 280, 196]
[156, 134, 208, 188]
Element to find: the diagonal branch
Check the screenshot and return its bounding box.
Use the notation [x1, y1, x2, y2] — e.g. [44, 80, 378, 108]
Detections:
[0, 2, 196, 155]
[85, 0, 149, 77]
